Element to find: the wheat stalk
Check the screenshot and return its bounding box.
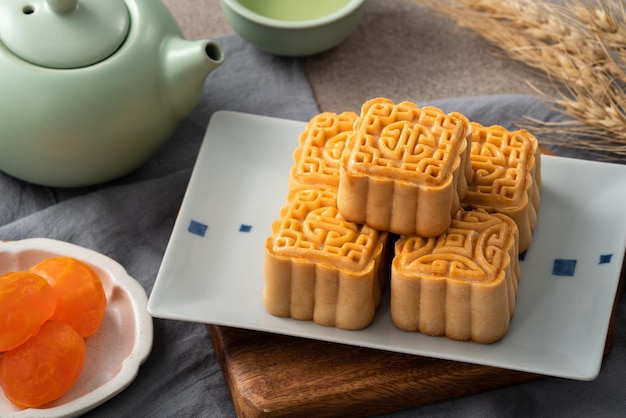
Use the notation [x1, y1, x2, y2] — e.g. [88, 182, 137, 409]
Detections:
[412, 0, 626, 162]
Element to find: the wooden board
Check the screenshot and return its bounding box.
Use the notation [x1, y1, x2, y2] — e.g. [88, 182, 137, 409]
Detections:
[207, 325, 542, 418]
[209, 270, 623, 418]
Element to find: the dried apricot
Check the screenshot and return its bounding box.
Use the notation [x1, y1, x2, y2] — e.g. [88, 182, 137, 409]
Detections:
[0, 320, 86, 408]
[0, 272, 57, 352]
[28, 257, 107, 338]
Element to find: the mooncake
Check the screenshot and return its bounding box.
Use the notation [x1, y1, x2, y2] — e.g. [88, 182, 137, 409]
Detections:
[264, 186, 389, 330]
[290, 111, 358, 189]
[337, 97, 472, 237]
[391, 209, 520, 344]
[463, 122, 541, 252]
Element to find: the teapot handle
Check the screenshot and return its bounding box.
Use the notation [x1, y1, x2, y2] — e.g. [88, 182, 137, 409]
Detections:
[48, 0, 79, 13]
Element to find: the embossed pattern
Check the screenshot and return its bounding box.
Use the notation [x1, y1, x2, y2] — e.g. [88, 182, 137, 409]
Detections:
[352, 102, 465, 182]
[290, 111, 358, 189]
[391, 210, 520, 344]
[271, 188, 382, 270]
[464, 122, 541, 252]
[338, 98, 471, 237]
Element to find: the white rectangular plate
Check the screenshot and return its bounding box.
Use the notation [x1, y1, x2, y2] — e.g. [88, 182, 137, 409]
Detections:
[148, 110, 626, 380]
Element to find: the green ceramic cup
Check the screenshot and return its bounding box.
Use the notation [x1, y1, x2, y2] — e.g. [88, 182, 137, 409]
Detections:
[220, 0, 366, 57]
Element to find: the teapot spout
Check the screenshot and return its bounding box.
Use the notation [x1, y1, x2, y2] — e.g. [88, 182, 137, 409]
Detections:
[164, 38, 225, 120]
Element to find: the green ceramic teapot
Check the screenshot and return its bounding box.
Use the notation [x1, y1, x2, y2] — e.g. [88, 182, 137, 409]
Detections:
[0, 0, 224, 187]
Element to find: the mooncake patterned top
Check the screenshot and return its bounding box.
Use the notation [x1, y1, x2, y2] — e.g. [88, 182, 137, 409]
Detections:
[393, 209, 519, 283]
[269, 187, 386, 272]
[345, 97, 470, 185]
[465, 122, 540, 209]
[290, 111, 358, 189]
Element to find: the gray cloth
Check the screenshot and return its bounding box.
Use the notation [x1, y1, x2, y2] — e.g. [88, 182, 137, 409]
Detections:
[1, 34, 624, 417]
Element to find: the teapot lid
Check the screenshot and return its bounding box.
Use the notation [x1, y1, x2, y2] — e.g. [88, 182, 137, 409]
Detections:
[0, 0, 130, 69]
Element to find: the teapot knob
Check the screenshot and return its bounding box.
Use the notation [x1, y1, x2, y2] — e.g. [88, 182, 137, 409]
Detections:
[47, 0, 79, 13]
[0, 0, 129, 68]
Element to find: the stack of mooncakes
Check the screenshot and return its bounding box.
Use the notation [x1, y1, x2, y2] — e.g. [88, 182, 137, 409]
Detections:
[265, 112, 389, 330]
[264, 98, 541, 342]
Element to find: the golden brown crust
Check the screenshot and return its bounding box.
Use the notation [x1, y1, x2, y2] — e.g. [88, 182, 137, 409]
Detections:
[290, 111, 358, 190]
[463, 122, 541, 252]
[264, 101, 540, 343]
[390, 209, 520, 344]
[264, 187, 389, 330]
[337, 98, 471, 237]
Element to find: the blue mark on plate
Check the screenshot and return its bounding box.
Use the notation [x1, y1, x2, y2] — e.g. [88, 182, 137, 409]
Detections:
[599, 254, 613, 264]
[239, 224, 252, 233]
[188, 220, 208, 237]
[552, 259, 577, 276]
[519, 251, 527, 261]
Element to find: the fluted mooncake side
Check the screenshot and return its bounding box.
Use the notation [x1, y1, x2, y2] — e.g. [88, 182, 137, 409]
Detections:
[391, 210, 520, 344]
[463, 122, 541, 252]
[290, 111, 358, 189]
[264, 187, 389, 330]
[337, 97, 472, 237]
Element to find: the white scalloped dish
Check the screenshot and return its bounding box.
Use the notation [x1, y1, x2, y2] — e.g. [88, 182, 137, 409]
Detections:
[0, 238, 153, 418]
